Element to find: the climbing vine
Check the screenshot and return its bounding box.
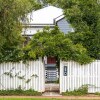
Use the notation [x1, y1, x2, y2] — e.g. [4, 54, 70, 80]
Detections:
[24, 26, 93, 64]
[3, 67, 38, 84]
[4, 72, 14, 78]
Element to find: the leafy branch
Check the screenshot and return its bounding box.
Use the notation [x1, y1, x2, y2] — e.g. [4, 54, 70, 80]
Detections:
[4, 72, 13, 78]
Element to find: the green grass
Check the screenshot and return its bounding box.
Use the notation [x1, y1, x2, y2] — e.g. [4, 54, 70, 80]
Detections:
[0, 98, 97, 100]
[0, 89, 42, 96]
[0, 98, 62, 100]
[62, 85, 88, 96]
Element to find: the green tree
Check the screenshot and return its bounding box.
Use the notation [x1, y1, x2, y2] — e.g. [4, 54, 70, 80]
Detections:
[59, 0, 100, 59]
[24, 27, 92, 64]
[42, 0, 100, 59]
[38, 0, 61, 7]
[0, 0, 32, 62]
[29, 0, 42, 10]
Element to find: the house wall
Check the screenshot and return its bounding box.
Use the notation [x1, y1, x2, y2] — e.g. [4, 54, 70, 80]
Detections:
[0, 58, 45, 92]
[22, 26, 54, 36]
[22, 18, 73, 36]
[22, 27, 44, 36]
[60, 60, 100, 93]
[57, 18, 73, 34]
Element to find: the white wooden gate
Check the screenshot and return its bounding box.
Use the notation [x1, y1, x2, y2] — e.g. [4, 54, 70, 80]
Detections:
[60, 60, 100, 93]
[45, 66, 58, 82]
[0, 58, 45, 92]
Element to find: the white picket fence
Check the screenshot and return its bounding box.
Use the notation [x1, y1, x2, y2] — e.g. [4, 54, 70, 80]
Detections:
[1, 59, 100, 93]
[0, 58, 45, 92]
[60, 60, 100, 93]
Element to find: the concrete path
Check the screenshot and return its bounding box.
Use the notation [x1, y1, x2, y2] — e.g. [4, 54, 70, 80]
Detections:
[45, 83, 59, 92]
[43, 83, 61, 96]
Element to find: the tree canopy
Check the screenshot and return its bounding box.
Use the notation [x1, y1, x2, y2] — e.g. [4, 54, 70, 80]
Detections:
[0, 0, 33, 62]
[25, 0, 100, 64]
[24, 27, 92, 64]
[39, 0, 100, 60]
[0, 0, 99, 63]
[59, 0, 100, 59]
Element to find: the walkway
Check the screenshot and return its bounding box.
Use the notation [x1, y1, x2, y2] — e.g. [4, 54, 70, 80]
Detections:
[42, 83, 61, 96]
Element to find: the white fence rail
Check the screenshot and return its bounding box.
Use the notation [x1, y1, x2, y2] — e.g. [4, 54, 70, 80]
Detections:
[0, 58, 45, 92]
[60, 60, 100, 93]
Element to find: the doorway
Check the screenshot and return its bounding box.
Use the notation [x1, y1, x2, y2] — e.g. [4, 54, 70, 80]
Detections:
[45, 57, 59, 83]
[43, 56, 60, 96]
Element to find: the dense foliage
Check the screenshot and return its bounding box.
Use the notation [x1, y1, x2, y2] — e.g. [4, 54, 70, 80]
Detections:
[38, 0, 60, 6]
[62, 85, 88, 96]
[24, 27, 92, 64]
[0, 0, 99, 64]
[40, 0, 100, 60]
[0, 89, 42, 96]
[0, 0, 35, 62]
[0, 1, 35, 62]
[59, 0, 100, 59]
[95, 92, 100, 96]
[29, 0, 42, 10]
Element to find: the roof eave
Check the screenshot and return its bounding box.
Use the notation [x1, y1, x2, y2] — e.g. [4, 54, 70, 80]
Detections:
[23, 24, 55, 27]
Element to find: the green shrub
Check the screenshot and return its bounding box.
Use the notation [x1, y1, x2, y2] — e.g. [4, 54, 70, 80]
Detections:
[62, 85, 88, 96]
[54, 78, 59, 84]
[0, 89, 42, 96]
[95, 92, 100, 96]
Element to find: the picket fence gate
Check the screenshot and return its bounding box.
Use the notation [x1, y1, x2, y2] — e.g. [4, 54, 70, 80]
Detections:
[0, 59, 100, 93]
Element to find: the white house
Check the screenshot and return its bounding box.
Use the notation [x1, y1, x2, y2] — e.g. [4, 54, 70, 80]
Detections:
[0, 6, 100, 94]
[22, 6, 74, 83]
[20, 6, 100, 93]
[22, 6, 73, 37]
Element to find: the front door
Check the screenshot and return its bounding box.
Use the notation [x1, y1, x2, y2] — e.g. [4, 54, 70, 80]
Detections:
[45, 57, 58, 82]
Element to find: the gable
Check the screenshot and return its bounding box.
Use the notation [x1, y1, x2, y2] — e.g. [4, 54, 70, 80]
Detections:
[25, 6, 63, 25]
[22, 6, 74, 35]
[56, 18, 74, 34]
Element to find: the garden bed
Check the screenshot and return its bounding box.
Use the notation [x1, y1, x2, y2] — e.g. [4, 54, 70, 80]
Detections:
[0, 89, 42, 96]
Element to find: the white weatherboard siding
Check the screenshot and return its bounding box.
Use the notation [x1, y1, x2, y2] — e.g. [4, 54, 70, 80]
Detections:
[22, 27, 44, 36]
[0, 59, 45, 92]
[22, 27, 54, 36]
[60, 60, 100, 93]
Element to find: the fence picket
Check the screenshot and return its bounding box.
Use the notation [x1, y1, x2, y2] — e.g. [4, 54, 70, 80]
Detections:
[0, 59, 45, 92]
[60, 60, 100, 93]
